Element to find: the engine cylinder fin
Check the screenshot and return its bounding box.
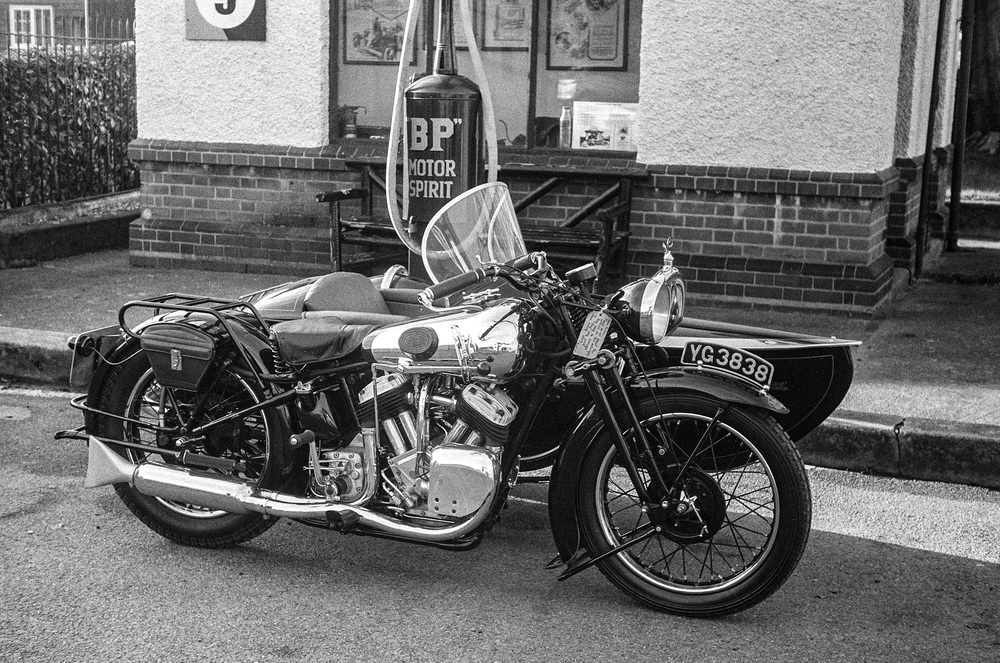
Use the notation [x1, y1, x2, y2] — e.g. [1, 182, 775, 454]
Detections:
[456, 384, 518, 447]
[357, 374, 411, 427]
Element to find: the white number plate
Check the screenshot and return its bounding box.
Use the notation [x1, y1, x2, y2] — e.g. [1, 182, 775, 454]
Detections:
[680, 342, 775, 389]
[574, 311, 613, 359]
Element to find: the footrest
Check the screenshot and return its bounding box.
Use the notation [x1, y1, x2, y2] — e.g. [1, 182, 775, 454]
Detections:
[326, 510, 361, 532]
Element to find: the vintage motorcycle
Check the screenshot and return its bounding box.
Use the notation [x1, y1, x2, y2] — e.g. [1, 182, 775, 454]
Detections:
[59, 182, 856, 617]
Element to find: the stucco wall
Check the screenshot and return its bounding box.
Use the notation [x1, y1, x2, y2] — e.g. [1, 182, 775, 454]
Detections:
[636, 0, 906, 172]
[899, 0, 961, 157]
[135, 0, 329, 147]
[934, 0, 962, 147]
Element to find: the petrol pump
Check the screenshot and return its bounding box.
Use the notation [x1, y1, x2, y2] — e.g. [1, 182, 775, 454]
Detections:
[384, 0, 499, 281]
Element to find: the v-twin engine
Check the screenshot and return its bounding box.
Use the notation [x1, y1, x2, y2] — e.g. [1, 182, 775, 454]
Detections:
[354, 373, 517, 518]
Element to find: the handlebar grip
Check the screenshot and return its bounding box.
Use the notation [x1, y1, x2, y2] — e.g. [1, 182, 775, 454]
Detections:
[421, 268, 493, 304]
[316, 188, 367, 203]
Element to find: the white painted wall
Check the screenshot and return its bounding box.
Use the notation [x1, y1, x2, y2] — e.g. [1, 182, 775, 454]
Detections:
[135, 0, 329, 147]
[902, 0, 959, 157]
[935, 0, 962, 147]
[637, 0, 906, 172]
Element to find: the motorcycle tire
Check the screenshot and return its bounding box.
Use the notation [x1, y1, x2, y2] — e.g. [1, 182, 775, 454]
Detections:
[94, 352, 283, 548]
[577, 393, 811, 617]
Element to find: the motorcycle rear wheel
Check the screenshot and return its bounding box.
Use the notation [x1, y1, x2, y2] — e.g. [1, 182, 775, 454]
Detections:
[577, 394, 811, 617]
[94, 353, 282, 548]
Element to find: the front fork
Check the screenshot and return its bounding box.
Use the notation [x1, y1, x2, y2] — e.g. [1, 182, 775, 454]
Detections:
[576, 351, 727, 536]
[576, 352, 668, 504]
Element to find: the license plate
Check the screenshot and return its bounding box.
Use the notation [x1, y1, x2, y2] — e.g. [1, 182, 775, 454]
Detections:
[574, 311, 613, 359]
[680, 341, 775, 389]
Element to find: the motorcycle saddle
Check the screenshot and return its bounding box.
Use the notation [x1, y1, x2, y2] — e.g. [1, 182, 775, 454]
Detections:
[270, 317, 375, 365]
[302, 271, 407, 325]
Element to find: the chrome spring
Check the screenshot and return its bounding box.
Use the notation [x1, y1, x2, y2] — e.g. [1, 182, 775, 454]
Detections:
[268, 331, 293, 374]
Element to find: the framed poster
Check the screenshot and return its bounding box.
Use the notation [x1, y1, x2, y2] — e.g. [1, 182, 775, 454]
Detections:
[571, 102, 638, 151]
[186, 0, 266, 41]
[343, 0, 416, 65]
[483, 0, 531, 51]
[547, 0, 627, 71]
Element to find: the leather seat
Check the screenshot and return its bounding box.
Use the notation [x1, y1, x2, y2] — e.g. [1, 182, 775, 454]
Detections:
[304, 272, 391, 315]
[272, 272, 418, 365]
[302, 271, 410, 328]
[270, 316, 374, 365]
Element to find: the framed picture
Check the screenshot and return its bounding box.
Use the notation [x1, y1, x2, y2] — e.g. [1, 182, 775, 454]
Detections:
[547, 0, 628, 71]
[483, 0, 531, 51]
[343, 0, 417, 66]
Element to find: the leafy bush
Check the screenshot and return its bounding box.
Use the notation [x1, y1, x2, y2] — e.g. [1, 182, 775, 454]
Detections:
[0, 42, 139, 210]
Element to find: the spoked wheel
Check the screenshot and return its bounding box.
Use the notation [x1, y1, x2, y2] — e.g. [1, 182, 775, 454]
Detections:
[94, 352, 283, 548]
[577, 394, 811, 617]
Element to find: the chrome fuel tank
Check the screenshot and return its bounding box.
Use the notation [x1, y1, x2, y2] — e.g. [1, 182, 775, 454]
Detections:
[363, 300, 526, 382]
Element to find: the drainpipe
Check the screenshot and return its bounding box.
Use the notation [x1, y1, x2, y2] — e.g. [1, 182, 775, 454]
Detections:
[915, 0, 951, 278]
[947, 0, 976, 252]
[84, 0, 89, 45]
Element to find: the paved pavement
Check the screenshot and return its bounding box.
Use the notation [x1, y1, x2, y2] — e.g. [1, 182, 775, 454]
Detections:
[1, 243, 998, 488]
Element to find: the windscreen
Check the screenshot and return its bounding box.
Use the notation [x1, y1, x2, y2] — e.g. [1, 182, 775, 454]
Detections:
[421, 182, 527, 284]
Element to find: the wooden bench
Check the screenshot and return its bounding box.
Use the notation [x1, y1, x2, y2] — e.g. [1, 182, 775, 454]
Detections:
[319, 158, 647, 285]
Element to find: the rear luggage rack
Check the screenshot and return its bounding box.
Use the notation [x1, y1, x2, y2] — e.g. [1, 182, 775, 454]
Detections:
[118, 293, 271, 339]
[119, 294, 272, 381]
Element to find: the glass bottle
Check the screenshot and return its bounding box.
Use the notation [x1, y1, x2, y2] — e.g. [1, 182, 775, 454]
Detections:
[559, 105, 572, 149]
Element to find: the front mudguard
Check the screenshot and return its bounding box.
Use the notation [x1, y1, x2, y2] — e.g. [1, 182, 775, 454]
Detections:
[546, 370, 788, 565]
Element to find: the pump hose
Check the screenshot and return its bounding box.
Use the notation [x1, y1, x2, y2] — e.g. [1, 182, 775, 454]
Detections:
[385, 0, 499, 257]
[385, 0, 424, 254]
[458, 0, 499, 184]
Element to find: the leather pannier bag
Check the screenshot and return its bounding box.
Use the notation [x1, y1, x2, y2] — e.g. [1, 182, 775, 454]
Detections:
[139, 323, 217, 391]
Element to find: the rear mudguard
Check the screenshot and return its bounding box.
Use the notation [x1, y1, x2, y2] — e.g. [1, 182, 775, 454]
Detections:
[546, 370, 787, 565]
[82, 312, 297, 481]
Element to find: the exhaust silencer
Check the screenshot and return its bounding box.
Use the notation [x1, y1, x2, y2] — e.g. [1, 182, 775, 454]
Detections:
[84, 437, 497, 543]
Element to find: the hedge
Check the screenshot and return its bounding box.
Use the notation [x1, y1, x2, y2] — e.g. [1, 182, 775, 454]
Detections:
[0, 42, 139, 211]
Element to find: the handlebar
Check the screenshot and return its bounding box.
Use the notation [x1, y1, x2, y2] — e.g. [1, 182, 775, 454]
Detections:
[419, 267, 499, 306]
[416, 253, 546, 307]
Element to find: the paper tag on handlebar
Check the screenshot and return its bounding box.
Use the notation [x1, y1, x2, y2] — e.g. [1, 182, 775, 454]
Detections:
[574, 311, 612, 359]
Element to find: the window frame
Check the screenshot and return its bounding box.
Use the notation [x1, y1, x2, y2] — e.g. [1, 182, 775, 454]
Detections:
[8, 4, 55, 47]
[330, 0, 639, 155]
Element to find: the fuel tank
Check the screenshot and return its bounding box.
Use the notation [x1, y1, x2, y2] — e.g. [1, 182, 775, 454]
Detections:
[363, 300, 526, 382]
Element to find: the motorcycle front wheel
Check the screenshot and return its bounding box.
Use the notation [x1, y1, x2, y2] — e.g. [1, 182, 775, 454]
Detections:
[94, 352, 283, 548]
[577, 393, 811, 617]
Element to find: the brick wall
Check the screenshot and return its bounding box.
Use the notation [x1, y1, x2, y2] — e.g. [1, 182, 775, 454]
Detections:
[129, 140, 908, 313]
[128, 139, 379, 274]
[886, 146, 953, 272]
[629, 165, 898, 313]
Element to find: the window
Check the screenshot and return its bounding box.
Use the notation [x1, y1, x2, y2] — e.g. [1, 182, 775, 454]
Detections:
[9, 5, 54, 48]
[333, 0, 641, 151]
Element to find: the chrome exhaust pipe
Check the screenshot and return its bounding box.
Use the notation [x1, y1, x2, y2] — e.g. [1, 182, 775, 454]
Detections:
[85, 437, 497, 543]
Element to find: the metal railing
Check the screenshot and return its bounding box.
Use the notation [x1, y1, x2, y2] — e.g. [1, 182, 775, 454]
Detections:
[0, 20, 137, 210]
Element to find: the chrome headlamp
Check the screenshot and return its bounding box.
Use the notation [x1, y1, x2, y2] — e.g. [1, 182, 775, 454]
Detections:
[611, 244, 686, 345]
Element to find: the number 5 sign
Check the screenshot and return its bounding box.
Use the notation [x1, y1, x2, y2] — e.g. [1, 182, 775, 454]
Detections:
[186, 0, 266, 41]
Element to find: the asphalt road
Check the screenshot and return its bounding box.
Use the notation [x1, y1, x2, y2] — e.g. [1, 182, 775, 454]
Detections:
[1, 386, 998, 663]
